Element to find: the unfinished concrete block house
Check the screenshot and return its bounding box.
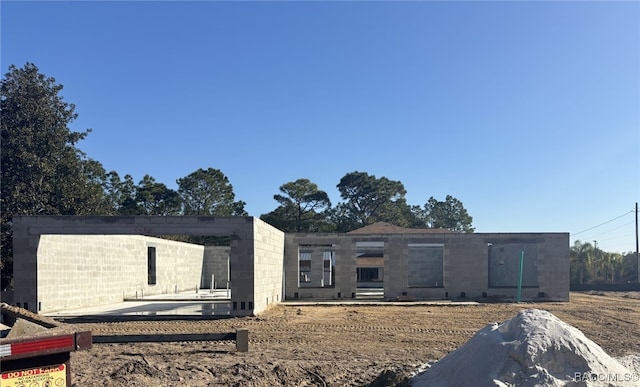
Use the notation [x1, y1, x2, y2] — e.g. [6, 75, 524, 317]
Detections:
[11, 216, 570, 317]
[285, 222, 569, 302]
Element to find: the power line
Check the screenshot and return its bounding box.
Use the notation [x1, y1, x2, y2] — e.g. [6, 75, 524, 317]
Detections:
[581, 220, 635, 239]
[591, 233, 634, 243]
[570, 210, 634, 237]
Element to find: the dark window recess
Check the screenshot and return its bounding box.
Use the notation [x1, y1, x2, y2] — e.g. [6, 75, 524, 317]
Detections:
[299, 260, 312, 283]
[147, 246, 157, 285]
[248, 301, 253, 310]
[357, 267, 383, 282]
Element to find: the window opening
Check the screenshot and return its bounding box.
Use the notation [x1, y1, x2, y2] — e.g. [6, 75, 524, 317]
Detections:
[147, 246, 157, 285]
[356, 242, 384, 289]
[488, 243, 539, 288]
[407, 244, 444, 287]
[298, 245, 335, 288]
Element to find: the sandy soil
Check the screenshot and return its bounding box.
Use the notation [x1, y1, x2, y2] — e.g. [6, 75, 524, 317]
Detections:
[64, 292, 640, 386]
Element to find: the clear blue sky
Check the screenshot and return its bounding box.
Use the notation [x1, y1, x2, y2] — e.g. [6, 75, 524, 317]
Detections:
[2, 1, 638, 253]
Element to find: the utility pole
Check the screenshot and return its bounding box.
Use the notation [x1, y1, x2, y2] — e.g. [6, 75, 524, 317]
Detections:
[636, 202, 640, 284]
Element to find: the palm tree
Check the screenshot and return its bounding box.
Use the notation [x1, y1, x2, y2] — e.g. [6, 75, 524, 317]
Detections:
[570, 240, 594, 284]
[603, 252, 623, 283]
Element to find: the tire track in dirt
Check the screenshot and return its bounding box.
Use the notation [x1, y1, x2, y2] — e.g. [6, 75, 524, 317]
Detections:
[65, 292, 640, 386]
[79, 322, 479, 344]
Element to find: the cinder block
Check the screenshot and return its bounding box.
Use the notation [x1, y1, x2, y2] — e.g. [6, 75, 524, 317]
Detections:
[235, 328, 249, 352]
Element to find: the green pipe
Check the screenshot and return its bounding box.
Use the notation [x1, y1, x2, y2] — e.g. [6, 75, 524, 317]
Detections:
[517, 250, 524, 303]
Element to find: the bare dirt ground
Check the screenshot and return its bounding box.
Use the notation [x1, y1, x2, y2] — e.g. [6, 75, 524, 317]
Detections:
[65, 292, 640, 386]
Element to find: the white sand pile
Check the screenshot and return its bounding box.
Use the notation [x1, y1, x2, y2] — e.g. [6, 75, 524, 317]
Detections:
[411, 309, 638, 387]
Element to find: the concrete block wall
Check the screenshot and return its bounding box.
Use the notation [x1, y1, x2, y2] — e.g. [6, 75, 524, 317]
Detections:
[379, 235, 449, 299]
[11, 220, 39, 312]
[534, 233, 570, 300]
[251, 218, 285, 315]
[284, 234, 356, 300]
[285, 232, 570, 302]
[384, 238, 405, 297]
[436, 234, 488, 299]
[35, 235, 204, 313]
[479, 234, 566, 301]
[335, 237, 357, 298]
[11, 216, 569, 316]
[297, 246, 335, 288]
[383, 233, 570, 300]
[202, 246, 230, 289]
[12, 216, 287, 316]
[153, 237, 204, 295]
[307, 249, 326, 287]
[228, 230, 255, 316]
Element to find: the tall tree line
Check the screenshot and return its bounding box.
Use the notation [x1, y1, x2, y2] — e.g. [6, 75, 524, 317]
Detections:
[260, 173, 475, 233]
[570, 240, 637, 285]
